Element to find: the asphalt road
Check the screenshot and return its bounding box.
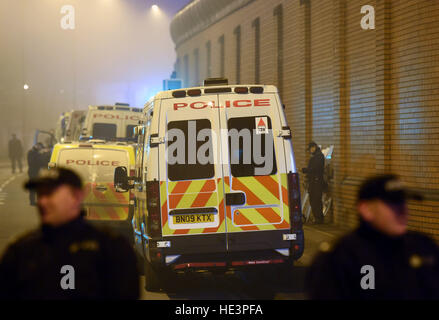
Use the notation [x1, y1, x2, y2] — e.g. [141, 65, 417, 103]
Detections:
[0, 162, 347, 300]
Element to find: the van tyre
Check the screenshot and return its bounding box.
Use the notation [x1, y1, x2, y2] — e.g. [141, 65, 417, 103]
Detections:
[144, 259, 162, 292]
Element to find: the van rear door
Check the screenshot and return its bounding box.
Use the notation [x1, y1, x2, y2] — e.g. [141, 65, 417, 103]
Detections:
[158, 96, 226, 255]
[58, 147, 131, 220]
[218, 93, 291, 252]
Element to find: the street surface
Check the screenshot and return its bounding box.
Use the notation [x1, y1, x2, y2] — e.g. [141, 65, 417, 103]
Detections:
[0, 161, 347, 300]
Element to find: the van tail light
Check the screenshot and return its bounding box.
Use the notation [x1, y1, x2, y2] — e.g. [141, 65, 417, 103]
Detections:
[146, 181, 162, 238]
[287, 172, 302, 230]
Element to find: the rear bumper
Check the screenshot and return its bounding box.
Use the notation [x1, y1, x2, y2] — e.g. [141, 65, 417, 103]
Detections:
[170, 250, 291, 272]
[147, 229, 304, 270]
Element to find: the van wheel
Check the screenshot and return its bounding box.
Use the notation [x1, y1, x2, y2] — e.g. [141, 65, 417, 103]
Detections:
[144, 260, 162, 292]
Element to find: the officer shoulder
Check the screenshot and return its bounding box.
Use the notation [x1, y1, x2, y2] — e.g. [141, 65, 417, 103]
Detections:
[84, 222, 129, 247]
[406, 231, 439, 249]
[316, 231, 362, 261]
[2, 229, 41, 252]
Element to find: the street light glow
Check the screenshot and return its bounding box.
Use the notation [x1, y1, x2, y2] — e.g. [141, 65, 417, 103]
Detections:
[23, 84, 29, 90]
[151, 5, 159, 12]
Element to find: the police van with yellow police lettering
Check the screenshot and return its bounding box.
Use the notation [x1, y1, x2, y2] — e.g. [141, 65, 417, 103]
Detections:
[114, 79, 304, 291]
[49, 140, 136, 242]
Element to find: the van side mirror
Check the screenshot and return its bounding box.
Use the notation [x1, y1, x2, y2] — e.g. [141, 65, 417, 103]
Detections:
[114, 166, 130, 192]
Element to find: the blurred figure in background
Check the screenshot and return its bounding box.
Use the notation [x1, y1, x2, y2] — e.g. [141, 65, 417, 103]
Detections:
[0, 167, 139, 300]
[8, 134, 23, 174]
[302, 141, 325, 224]
[306, 174, 439, 300]
[26, 143, 45, 206]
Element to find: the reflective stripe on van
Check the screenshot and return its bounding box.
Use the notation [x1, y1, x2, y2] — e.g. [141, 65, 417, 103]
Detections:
[83, 182, 130, 221]
[160, 174, 290, 236]
[161, 179, 227, 236]
[225, 174, 290, 232]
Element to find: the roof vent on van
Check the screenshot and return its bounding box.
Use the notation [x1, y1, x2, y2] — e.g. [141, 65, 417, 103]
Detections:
[204, 78, 228, 86]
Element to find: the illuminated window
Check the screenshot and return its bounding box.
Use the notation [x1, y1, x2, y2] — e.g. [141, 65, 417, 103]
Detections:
[252, 18, 261, 84]
[206, 40, 212, 78]
[193, 48, 200, 86]
[218, 35, 225, 78]
[234, 25, 241, 84]
[274, 5, 283, 95]
[183, 54, 189, 87]
[175, 57, 181, 80]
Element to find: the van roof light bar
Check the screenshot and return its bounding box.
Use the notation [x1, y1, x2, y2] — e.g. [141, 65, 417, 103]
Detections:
[250, 87, 264, 94]
[172, 90, 186, 98]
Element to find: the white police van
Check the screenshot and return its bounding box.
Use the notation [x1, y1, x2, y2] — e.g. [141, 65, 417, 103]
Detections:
[80, 105, 142, 142]
[115, 78, 304, 291]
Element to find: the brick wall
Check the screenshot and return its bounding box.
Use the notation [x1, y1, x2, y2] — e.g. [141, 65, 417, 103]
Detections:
[171, 0, 439, 240]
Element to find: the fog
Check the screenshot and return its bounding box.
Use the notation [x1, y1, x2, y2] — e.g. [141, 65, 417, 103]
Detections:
[0, 0, 189, 155]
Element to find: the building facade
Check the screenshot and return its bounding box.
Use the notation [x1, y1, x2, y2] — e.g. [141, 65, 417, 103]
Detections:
[170, 0, 439, 239]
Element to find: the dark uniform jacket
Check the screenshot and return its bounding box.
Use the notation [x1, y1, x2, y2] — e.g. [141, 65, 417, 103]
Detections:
[303, 148, 325, 183]
[27, 148, 43, 178]
[0, 217, 139, 300]
[306, 221, 439, 300]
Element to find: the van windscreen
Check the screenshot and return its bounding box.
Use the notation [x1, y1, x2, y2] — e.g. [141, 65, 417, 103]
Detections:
[167, 119, 214, 181]
[228, 116, 277, 177]
[92, 123, 117, 139]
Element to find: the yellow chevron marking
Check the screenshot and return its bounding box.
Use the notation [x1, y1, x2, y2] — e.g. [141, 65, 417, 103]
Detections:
[234, 208, 276, 226]
[162, 220, 172, 236]
[248, 176, 281, 204]
[233, 175, 279, 204]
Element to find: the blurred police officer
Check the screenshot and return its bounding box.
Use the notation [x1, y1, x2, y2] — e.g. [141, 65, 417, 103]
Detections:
[302, 141, 325, 224]
[306, 174, 439, 300]
[26, 143, 44, 206]
[8, 134, 23, 174]
[0, 167, 139, 300]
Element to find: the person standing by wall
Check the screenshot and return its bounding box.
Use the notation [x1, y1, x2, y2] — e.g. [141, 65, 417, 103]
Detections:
[302, 141, 325, 224]
[8, 134, 23, 174]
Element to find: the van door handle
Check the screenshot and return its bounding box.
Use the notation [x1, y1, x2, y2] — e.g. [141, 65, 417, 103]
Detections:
[225, 192, 246, 206]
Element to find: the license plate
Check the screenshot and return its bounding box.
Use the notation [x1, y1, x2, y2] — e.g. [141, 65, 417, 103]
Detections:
[173, 214, 214, 224]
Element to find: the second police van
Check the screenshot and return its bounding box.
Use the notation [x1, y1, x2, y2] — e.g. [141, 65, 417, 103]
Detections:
[115, 78, 304, 291]
[80, 105, 143, 142]
[50, 140, 136, 242]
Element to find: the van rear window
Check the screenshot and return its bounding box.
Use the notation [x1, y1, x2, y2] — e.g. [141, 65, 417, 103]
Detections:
[228, 116, 277, 177]
[167, 119, 214, 181]
[92, 123, 117, 139]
